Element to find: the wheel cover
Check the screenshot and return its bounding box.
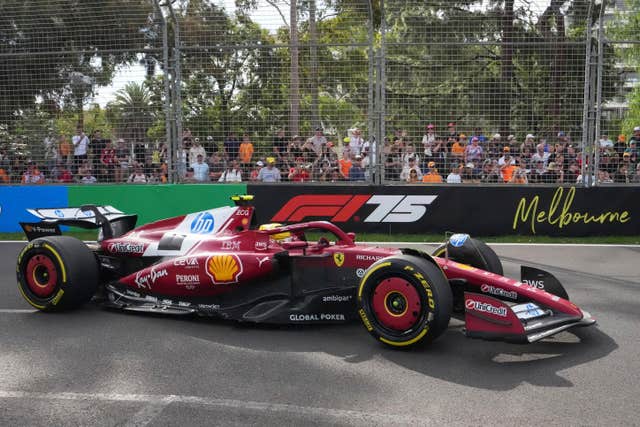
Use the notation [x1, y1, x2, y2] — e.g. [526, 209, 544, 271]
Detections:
[25, 255, 58, 298]
[371, 277, 421, 331]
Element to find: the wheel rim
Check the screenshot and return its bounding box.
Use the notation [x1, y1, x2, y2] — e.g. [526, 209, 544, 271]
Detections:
[25, 255, 58, 298]
[371, 277, 421, 331]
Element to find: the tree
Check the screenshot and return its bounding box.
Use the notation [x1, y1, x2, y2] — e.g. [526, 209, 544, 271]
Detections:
[0, 0, 156, 127]
[106, 82, 158, 142]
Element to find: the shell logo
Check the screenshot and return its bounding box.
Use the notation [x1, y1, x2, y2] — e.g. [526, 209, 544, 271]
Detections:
[205, 254, 243, 285]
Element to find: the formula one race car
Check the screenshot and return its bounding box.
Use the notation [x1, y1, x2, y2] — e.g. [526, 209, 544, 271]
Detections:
[16, 196, 595, 348]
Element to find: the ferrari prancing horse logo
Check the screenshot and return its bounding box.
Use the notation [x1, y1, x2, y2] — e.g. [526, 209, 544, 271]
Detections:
[333, 252, 345, 267]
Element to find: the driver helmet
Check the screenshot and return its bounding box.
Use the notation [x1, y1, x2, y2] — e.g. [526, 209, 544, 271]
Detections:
[259, 223, 292, 242]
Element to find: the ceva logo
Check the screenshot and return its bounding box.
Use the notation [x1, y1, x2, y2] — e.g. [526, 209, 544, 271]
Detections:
[271, 194, 438, 223]
[190, 212, 215, 234]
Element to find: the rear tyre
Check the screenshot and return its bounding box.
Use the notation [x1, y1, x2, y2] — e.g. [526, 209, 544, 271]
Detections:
[357, 255, 452, 348]
[16, 236, 99, 311]
[432, 237, 503, 275]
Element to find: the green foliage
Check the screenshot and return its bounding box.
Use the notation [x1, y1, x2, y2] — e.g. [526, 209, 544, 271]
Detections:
[0, 0, 155, 125]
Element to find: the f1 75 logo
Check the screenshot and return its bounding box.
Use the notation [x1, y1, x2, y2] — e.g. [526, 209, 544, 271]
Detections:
[271, 195, 437, 223]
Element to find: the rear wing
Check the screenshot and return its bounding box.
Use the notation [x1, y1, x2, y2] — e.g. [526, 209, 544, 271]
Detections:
[21, 205, 137, 241]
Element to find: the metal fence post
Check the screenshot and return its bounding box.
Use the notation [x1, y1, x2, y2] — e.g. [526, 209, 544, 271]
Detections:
[153, 0, 174, 184]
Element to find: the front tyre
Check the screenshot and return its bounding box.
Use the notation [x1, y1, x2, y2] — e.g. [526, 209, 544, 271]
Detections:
[357, 255, 452, 348]
[16, 236, 99, 311]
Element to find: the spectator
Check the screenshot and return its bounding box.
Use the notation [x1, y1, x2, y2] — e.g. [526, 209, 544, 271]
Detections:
[189, 137, 207, 168]
[520, 134, 536, 156]
[237, 133, 254, 168]
[91, 130, 107, 174]
[115, 138, 131, 183]
[422, 161, 443, 183]
[400, 156, 422, 181]
[288, 135, 304, 162]
[464, 137, 483, 165]
[543, 162, 563, 184]
[133, 141, 147, 170]
[349, 154, 366, 181]
[100, 140, 116, 183]
[257, 157, 281, 182]
[614, 134, 626, 157]
[506, 134, 519, 156]
[624, 140, 638, 164]
[406, 168, 420, 183]
[528, 159, 547, 183]
[446, 122, 458, 140]
[43, 130, 58, 174]
[249, 161, 261, 181]
[192, 154, 210, 182]
[479, 159, 500, 183]
[614, 163, 631, 184]
[448, 134, 465, 166]
[629, 126, 640, 145]
[338, 151, 352, 180]
[219, 160, 242, 182]
[597, 169, 613, 184]
[384, 137, 403, 181]
[57, 163, 74, 183]
[509, 166, 528, 184]
[21, 161, 45, 184]
[485, 133, 502, 160]
[421, 123, 437, 169]
[58, 135, 72, 167]
[498, 146, 516, 168]
[0, 165, 9, 184]
[288, 162, 311, 182]
[223, 132, 240, 161]
[499, 147, 516, 182]
[208, 151, 225, 181]
[77, 159, 93, 181]
[631, 163, 640, 183]
[79, 167, 97, 184]
[599, 134, 614, 150]
[127, 164, 148, 183]
[566, 160, 580, 182]
[402, 144, 420, 168]
[531, 143, 550, 168]
[446, 164, 462, 183]
[72, 126, 90, 174]
[468, 127, 487, 144]
[310, 127, 327, 157]
[461, 162, 479, 183]
[348, 128, 364, 157]
[273, 128, 288, 166]
[175, 139, 188, 181]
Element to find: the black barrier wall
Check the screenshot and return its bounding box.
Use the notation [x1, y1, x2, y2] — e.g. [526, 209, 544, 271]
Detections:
[247, 185, 640, 236]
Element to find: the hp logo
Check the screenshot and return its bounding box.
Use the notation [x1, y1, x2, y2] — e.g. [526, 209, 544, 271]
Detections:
[190, 212, 215, 234]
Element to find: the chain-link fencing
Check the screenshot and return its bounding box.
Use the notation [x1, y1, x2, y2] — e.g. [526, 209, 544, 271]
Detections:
[0, 0, 638, 186]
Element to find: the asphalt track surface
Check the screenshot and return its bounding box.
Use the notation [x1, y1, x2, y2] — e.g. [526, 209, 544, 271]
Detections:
[1, 241, 639, 426]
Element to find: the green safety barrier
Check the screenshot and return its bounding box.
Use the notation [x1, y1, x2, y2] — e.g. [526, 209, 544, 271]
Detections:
[68, 184, 247, 226]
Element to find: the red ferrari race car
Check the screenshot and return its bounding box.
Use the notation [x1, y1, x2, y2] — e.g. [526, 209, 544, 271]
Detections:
[16, 195, 595, 348]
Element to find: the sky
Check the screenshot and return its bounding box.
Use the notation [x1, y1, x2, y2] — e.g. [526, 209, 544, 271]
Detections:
[93, 0, 562, 107]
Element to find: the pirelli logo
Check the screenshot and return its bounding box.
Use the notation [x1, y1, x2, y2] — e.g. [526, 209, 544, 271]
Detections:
[271, 195, 438, 224]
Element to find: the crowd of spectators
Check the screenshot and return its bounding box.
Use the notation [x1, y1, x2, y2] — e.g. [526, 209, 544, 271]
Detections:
[2, 123, 640, 185]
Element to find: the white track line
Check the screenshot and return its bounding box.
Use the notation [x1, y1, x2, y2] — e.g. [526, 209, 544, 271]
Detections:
[0, 390, 426, 425]
[0, 309, 37, 314]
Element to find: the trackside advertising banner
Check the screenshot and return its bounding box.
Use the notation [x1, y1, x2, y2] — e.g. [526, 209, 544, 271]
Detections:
[248, 184, 640, 236]
[0, 184, 246, 232]
[0, 186, 68, 232]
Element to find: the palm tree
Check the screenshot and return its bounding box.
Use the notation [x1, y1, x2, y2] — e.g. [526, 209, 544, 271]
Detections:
[109, 82, 156, 142]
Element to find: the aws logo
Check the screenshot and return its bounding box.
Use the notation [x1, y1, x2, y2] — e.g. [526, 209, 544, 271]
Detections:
[271, 195, 437, 223]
